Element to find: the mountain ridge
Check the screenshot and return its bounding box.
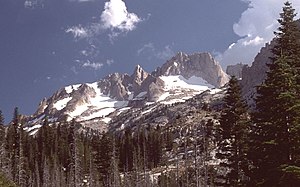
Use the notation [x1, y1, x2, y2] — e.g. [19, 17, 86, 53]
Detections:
[25, 51, 229, 134]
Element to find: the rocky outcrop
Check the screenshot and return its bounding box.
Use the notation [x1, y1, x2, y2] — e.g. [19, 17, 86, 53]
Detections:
[131, 65, 149, 90]
[153, 52, 229, 87]
[226, 63, 246, 79]
[241, 42, 273, 105]
[34, 98, 48, 116]
[98, 73, 131, 100]
[65, 84, 96, 112]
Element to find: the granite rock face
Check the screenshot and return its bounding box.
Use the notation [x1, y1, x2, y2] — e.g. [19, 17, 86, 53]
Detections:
[240, 42, 273, 106]
[226, 63, 246, 79]
[153, 52, 229, 87]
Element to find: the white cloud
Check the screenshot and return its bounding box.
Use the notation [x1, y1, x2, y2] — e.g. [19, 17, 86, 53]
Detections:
[218, 0, 300, 68]
[242, 36, 264, 46]
[100, 0, 141, 32]
[156, 45, 175, 60]
[137, 43, 155, 55]
[24, 0, 44, 9]
[82, 61, 104, 70]
[66, 0, 141, 41]
[66, 25, 90, 39]
[137, 43, 174, 61]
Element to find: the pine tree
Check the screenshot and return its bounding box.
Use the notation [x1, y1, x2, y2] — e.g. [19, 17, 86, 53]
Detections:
[98, 133, 113, 186]
[18, 126, 28, 187]
[216, 76, 249, 186]
[249, 1, 300, 186]
[109, 135, 121, 187]
[0, 110, 10, 183]
[7, 107, 20, 183]
[0, 110, 5, 168]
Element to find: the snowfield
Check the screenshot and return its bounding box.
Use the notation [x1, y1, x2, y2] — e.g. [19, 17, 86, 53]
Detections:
[67, 82, 129, 121]
[65, 84, 81, 94]
[53, 97, 72, 111]
[158, 75, 214, 104]
[159, 75, 213, 91]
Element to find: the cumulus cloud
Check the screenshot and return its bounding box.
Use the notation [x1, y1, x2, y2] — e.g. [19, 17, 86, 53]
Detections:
[242, 36, 264, 46]
[218, 0, 300, 68]
[66, 0, 141, 41]
[82, 61, 104, 70]
[100, 0, 141, 32]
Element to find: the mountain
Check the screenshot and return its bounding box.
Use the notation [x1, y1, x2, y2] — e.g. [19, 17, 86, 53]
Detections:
[25, 52, 228, 134]
[153, 52, 228, 87]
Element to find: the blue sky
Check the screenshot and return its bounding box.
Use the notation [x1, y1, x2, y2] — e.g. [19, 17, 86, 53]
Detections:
[0, 0, 300, 122]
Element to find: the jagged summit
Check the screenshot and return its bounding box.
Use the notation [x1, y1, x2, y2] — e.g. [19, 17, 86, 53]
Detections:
[25, 51, 228, 134]
[153, 52, 228, 87]
[131, 64, 149, 86]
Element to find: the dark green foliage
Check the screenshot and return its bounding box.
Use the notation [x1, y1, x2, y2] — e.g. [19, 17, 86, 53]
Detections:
[249, 1, 300, 186]
[216, 76, 249, 186]
[158, 172, 177, 187]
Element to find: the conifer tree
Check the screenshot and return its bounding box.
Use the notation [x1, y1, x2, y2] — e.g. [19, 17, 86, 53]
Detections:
[98, 133, 113, 185]
[249, 1, 300, 185]
[7, 107, 20, 183]
[0, 110, 5, 168]
[18, 125, 28, 187]
[216, 76, 249, 186]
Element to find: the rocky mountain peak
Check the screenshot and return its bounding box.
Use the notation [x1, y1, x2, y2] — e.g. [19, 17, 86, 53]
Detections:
[131, 64, 149, 85]
[154, 52, 228, 87]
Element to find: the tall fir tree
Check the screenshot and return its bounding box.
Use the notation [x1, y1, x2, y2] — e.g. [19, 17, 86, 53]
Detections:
[216, 76, 249, 186]
[249, 1, 300, 186]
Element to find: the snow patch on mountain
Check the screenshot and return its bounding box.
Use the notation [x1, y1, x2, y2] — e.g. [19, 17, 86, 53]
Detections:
[157, 75, 214, 104]
[101, 117, 112, 123]
[68, 105, 89, 118]
[65, 84, 81, 94]
[64, 82, 129, 121]
[160, 75, 213, 91]
[53, 97, 72, 110]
